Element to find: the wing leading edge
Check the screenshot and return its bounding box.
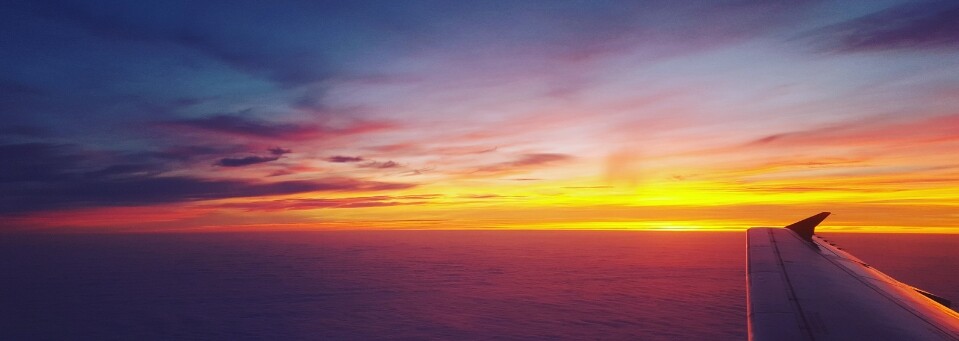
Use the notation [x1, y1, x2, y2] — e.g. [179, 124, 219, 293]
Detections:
[747, 212, 959, 341]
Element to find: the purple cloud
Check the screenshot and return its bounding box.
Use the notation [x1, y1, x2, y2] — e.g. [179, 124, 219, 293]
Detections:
[215, 155, 280, 167]
[1, 175, 416, 215]
[268, 147, 292, 155]
[160, 114, 394, 141]
[148, 145, 247, 162]
[471, 153, 573, 176]
[0, 143, 415, 214]
[84, 163, 165, 179]
[327, 155, 364, 163]
[360, 160, 399, 169]
[815, 2, 959, 52]
[219, 194, 439, 211]
[162, 115, 318, 140]
[215, 148, 294, 167]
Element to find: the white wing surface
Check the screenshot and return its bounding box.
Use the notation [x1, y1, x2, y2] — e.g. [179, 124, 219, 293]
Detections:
[747, 212, 959, 341]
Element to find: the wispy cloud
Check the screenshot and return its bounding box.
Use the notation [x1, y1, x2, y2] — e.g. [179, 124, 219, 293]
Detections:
[746, 114, 959, 148]
[161, 115, 317, 139]
[214, 148, 293, 167]
[0, 143, 414, 214]
[268, 147, 292, 155]
[147, 145, 247, 162]
[326, 155, 364, 163]
[84, 163, 165, 179]
[160, 114, 394, 141]
[1, 175, 416, 214]
[215, 155, 280, 167]
[359, 160, 400, 169]
[470, 153, 573, 176]
[812, 1, 959, 52]
[217, 194, 440, 212]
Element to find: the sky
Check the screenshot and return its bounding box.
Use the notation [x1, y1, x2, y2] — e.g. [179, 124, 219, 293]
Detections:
[2, 0, 959, 233]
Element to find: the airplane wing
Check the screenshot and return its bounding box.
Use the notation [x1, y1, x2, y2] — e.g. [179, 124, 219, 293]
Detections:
[747, 212, 959, 341]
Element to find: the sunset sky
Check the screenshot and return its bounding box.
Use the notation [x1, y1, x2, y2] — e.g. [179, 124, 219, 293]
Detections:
[2, 0, 958, 232]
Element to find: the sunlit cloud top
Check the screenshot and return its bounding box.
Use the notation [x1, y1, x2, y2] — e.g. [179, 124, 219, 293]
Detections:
[3, 0, 959, 232]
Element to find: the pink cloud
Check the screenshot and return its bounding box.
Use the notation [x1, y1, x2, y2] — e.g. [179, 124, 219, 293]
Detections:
[469, 153, 573, 176]
[746, 114, 959, 149]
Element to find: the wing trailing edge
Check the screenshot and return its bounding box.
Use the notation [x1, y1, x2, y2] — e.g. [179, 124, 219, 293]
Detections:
[784, 212, 830, 242]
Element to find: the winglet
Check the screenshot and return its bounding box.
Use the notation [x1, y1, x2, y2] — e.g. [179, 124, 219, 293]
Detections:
[785, 212, 831, 242]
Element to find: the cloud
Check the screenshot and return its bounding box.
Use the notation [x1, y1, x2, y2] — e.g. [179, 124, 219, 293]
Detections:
[0, 143, 84, 183]
[1, 176, 416, 214]
[0, 143, 415, 214]
[327, 155, 364, 163]
[218, 194, 439, 212]
[147, 145, 247, 162]
[0, 143, 171, 181]
[360, 160, 399, 169]
[161, 114, 318, 139]
[812, 1, 959, 52]
[432, 145, 498, 156]
[214, 147, 292, 167]
[84, 163, 165, 179]
[745, 114, 959, 148]
[511, 153, 571, 167]
[215, 155, 280, 167]
[471, 153, 573, 176]
[160, 114, 394, 141]
[400, 166, 435, 176]
[370, 143, 419, 153]
[268, 147, 292, 155]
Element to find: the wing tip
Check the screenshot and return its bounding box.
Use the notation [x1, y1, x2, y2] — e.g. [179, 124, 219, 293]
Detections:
[785, 212, 831, 241]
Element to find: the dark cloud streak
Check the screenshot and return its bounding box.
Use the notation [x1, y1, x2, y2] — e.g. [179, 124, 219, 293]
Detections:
[327, 156, 364, 163]
[218, 194, 439, 212]
[215, 155, 279, 167]
[814, 1, 959, 52]
[215, 147, 292, 167]
[1, 175, 416, 214]
[162, 115, 318, 140]
[0, 143, 415, 214]
[360, 160, 399, 169]
[268, 147, 292, 155]
[471, 153, 572, 176]
[160, 114, 394, 141]
[147, 145, 247, 162]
